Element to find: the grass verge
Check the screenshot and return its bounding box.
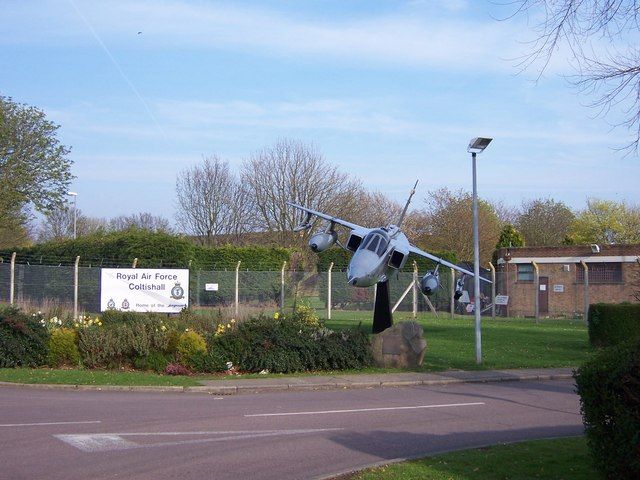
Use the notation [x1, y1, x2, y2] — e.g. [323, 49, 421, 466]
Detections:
[342, 436, 596, 480]
[325, 312, 591, 371]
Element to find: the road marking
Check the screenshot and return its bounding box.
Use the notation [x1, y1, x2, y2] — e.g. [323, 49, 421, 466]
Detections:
[54, 428, 342, 452]
[0, 420, 102, 427]
[245, 402, 486, 417]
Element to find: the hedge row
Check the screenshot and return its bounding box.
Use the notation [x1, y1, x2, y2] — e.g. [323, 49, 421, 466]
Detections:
[6, 230, 290, 270]
[587, 302, 640, 348]
[0, 305, 372, 374]
[575, 336, 640, 479]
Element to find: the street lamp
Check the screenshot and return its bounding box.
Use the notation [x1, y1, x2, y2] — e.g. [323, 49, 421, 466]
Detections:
[67, 191, 78, 239]
[467, 137, 492, 364]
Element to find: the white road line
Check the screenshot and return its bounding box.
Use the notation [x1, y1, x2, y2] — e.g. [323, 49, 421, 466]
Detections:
[245, 402, 486, 417]
[55, 428, 343, 452]
[0, 420, 102, 427]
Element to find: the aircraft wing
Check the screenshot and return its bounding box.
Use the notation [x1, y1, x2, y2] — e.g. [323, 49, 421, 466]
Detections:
[287, 202, 365, 231]
[408, 245, 492, 283]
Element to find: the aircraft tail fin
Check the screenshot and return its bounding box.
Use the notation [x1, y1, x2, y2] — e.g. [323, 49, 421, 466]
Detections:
[397, 180, 418, 228]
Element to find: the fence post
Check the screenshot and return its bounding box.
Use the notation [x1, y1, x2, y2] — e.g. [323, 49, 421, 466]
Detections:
[235, 261, 241, 317]
[132, 258, 138, 268]
[280, 261, 287, 312]
[412, 261, 418, 319]
[74, 256, 80, 320]
[532, 261, 539, 324]
[450, 267, 455, 319]
[9, 252, 16, 305]
[581, 260, 589, 325]
[488, 262, 496, 319]
[327, 262, 333, 320]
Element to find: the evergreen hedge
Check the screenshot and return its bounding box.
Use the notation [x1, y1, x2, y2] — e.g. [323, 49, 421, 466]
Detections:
[0, 305, 49, 367]
[7, 230, 290, 270]
[587, 303, 640, 348]
[574, 337, 640, 479]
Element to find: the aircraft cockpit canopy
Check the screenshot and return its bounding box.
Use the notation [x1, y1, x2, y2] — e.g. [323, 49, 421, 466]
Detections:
[359, 230, 390, 257]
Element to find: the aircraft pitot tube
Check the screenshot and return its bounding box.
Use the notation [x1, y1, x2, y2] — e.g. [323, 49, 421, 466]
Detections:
[420, 271, 440, 296]
[308, 231, 338, 253]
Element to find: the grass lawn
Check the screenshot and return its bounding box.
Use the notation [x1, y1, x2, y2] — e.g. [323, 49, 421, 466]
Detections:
[0, 368, 202, 387]
[324, 311, 591, 371]
[344, 436, 596, 480]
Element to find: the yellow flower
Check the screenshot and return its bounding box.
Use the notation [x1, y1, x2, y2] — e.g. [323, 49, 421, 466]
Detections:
[230, 319, 236, 323]
[226, 323, 231, 328]
[274, 312, 280, 319]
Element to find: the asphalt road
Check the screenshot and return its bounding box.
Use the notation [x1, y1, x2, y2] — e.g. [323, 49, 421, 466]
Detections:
[0, 379, 583, 480]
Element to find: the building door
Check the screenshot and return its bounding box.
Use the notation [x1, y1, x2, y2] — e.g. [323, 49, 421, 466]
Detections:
[539, 276, 549, 315]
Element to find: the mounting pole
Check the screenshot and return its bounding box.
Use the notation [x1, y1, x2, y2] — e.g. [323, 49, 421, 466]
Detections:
[235, 261, 241, 317]
[581, 260, 589, 325]
[74, 256, 80, 320]
[280, 261, 287, 312]
[9, 252, 16, 305]
[488, 262, 496, 319]
[327, 262, 333, 320]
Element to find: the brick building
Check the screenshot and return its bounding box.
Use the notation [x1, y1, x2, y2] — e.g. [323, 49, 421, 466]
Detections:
[493, 244, 640, 318]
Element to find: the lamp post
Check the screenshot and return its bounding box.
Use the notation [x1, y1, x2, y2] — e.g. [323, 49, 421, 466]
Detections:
[467, 137, 492, 364]
[67, 191, 78, 239]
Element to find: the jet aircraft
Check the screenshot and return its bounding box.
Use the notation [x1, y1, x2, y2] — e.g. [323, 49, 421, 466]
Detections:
[288, 181, 490, 333]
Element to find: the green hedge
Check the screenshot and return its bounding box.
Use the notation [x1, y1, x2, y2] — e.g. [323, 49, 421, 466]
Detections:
[0, 305, 49, 367]
[8, 230, 290, 270]
[574, 337, 640, 479]
[588, 303, 640, 348]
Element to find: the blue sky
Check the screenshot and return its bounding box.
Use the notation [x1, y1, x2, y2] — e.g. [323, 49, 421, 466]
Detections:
[2, 0, 638, 225]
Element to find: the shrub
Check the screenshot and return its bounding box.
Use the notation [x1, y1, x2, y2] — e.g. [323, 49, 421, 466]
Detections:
[176, 331, 207, 368]
[189, 348, 229, 373]
[218, 313, 372, 374]
[48, 328, 80, 367]
[0, 305, 49, 367]
[574, 337, 640, 479]
[165, 363, 191, 376]
[134, 351, 171, 373]
[77, 314, 170, 368]
[588, 303, 640, 348]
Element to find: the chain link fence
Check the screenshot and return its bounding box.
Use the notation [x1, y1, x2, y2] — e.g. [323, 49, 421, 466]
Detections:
[3, 257, 623, 320]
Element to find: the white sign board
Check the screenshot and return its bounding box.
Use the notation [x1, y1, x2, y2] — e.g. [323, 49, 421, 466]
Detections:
[539, 284, 547, 291]
[553, 284, 565, 293]
[205, 283, 219, 291]
[495, 295, 509, 306]
[100, 268, 189, 313]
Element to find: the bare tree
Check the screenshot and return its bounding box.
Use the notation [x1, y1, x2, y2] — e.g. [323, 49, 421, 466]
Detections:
[38, 206, 107, 241]
[510, 1, 640, 150]
[416, 188, 503, 263]
[109, 213, 173, 233]
[241, 139, 360, 245]
[176, 156, 249, 245]
[516, 198, 575, 245]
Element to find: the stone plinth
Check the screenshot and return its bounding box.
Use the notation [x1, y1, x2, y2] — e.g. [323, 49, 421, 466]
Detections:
[370, 321, 427, 368]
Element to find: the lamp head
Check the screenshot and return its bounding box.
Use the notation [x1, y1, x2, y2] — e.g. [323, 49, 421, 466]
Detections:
[468, 137, 492, 154]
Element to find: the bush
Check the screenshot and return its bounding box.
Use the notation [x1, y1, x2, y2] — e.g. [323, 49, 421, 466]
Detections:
[77, 314, 170, 368]
[134, 351, 171, 373]
[215, 314, 372, 374]
[0, 305, 49, 367]
[574, 337, 640, 479]
[588, 303, 640, 348]
[165, 363, 191, 376]
[48, 328, 80, 367]
[176, 331, 207, 369]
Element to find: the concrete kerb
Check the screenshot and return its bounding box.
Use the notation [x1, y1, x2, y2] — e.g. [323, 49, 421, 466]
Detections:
[0, 368, 575, 395]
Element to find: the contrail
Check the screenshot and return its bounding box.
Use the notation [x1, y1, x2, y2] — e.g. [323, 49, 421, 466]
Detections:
[69, 0, 167, 141]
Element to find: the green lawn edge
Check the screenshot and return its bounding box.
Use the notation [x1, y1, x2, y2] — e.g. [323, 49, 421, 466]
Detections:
[341, 436, 596, 480]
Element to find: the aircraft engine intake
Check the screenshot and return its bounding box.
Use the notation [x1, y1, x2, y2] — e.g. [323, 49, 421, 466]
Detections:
[309, 231, 337, 253]
[420, 272, 440, 296]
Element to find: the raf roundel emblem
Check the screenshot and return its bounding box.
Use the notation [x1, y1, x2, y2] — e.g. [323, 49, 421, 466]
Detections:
[171, 282, 185, 300]
[121, 298, 130, 310]
[107, 298, 116, 309]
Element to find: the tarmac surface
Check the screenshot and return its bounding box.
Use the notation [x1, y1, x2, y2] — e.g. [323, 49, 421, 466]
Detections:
[0, 367, 575, 394]
[0, 370, 582, 480]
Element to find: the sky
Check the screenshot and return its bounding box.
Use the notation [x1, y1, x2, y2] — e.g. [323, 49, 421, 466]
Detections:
[2, 0, 639, 227]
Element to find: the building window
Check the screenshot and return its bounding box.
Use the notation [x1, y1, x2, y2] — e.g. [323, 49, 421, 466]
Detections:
[517, 264, 534, 282]
[576, 263, 622, 283]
